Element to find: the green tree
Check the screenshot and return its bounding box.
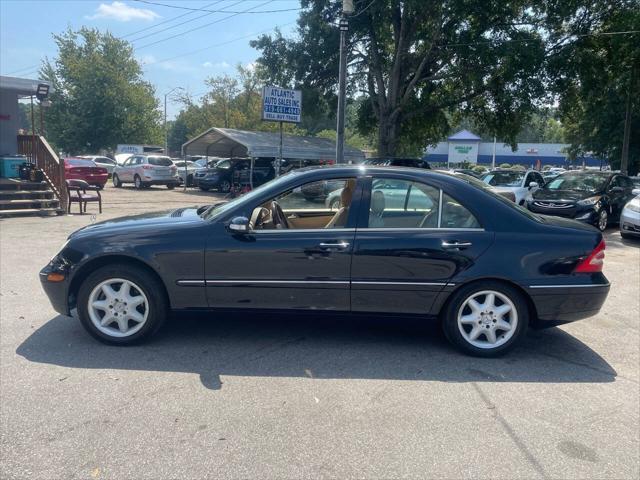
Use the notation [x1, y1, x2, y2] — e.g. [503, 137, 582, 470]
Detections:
[252, 0, 561, 156]
[553, 3, 640, 174]
[42, 28, 162, 153]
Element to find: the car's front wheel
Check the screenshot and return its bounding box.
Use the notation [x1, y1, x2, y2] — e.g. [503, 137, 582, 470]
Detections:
[134, 175, 143, 189]
[167, 184, 175, 190]
[442, 281, 528, 357]
[77, 264, 168, 345]
[218, 180, 231, 193]
[596, 209, 608, 231]
[113, 174, 122, 188]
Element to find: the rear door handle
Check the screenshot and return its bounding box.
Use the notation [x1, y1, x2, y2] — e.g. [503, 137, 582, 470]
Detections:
[442, 240, 472, 249]
[318, 241, 350, 250]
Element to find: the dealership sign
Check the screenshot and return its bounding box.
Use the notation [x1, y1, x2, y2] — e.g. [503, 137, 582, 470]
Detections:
[448, 141, 478, 164]
[262, 86, 302, 123]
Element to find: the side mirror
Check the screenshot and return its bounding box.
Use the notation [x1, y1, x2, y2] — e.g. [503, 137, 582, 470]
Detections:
[632, 188, 640, 196]
[228, 216, 250, 233]
[528, 181, 539, 189]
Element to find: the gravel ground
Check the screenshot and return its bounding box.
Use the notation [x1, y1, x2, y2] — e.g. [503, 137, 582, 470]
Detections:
[1, 183, 639, 479]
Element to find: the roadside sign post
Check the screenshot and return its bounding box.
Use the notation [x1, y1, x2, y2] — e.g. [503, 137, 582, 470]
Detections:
[261, 86, 302, 176]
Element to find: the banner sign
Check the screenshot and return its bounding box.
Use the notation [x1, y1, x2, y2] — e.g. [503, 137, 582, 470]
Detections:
[262, 86, 302, 123]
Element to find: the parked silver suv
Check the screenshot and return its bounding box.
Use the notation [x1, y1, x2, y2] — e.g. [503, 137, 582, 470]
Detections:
[113, 155, 179, 189]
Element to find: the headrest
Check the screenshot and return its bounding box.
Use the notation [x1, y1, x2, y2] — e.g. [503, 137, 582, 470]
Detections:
[371, 190, 385, 214]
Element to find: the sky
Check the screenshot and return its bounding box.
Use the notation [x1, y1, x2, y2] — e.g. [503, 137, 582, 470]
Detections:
[0, 0, 300, 117]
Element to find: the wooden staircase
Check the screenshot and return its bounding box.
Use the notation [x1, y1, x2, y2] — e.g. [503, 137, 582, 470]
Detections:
[12, 134, 69, 217]
[0, 179, 62, 218]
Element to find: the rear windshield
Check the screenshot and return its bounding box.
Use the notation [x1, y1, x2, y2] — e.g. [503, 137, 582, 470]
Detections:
[482, 171, 525, 187]
[452, 173, 543, 223]
[147, 156, 173, 166]
[66, 158, 96, 167]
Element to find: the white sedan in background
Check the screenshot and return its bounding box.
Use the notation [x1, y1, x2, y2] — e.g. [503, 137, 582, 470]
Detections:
[481, 169, 544, 205]
[620, 195, 640, 239]
[173, 160, 205, 186]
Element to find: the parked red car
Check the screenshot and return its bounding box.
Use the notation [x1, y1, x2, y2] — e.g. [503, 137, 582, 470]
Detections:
[64, 158, 108, 189]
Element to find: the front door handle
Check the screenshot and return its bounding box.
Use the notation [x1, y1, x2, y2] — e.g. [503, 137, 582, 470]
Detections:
[442, 240, 472, 249]
[318, 241, 350, 251]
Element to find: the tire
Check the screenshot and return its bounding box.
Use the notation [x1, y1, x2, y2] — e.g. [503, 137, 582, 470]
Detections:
[199, 186, 210, 192]
[218, 180, 231, 193]
[329, 197, 341, 210]
[96, 184, 104, 190]
[134, 175, 143, 190]
[596, 209, 608, 231]
[442, 281, 529, 357]
[167, 184, 175, 190]
[77, 264, 168, 345]
[113, 174, 122, 188]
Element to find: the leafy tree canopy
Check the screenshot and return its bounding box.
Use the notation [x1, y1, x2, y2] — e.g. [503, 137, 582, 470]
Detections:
[42, 28, 162, 154]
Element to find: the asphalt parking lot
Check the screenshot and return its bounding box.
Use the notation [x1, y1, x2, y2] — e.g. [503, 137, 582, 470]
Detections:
[1, 184, 639, 479]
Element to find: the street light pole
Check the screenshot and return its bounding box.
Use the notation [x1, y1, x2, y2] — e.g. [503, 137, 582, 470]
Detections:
[335, 1, 353, 164]
[164, 87, 183, 156]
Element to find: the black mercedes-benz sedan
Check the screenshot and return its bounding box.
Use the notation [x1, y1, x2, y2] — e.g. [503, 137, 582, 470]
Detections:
[527, 171, 636, 231]
[40, 166, 610, 356]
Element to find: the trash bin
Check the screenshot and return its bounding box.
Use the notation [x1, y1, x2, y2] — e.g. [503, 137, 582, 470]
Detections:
[0, 156, 29, 178]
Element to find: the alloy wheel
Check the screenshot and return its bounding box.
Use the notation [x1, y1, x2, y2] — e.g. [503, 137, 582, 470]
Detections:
[598, 209, 608, 231]
[134, 176, 142, 189]
[456, 290, 518, 349]
[219, 180, 231, 193]
[87, 278, 149, 338]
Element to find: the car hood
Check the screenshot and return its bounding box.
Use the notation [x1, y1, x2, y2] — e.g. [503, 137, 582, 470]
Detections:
[533, 189, 596, 202]
[68, 207, 204, 239]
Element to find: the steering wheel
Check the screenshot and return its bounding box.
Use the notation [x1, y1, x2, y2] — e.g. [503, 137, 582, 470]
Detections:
[270, 201, 289, 229]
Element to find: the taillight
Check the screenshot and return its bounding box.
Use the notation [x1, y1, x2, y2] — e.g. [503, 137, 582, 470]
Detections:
[142, 164, 153, 170]
[574, 240, 606, 273]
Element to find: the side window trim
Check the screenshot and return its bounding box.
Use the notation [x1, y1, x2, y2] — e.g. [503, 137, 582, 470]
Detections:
[437, 188, 443, 228]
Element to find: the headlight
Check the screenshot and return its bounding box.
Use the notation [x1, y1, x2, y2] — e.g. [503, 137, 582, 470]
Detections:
[577, 196, 601, 207]
[626, 197, 640, 213]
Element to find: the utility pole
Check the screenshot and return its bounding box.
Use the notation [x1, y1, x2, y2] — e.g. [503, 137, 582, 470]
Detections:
[621, 65, 636, 176]
[335, 0, 354, 164]
[491, 136, 497, 170]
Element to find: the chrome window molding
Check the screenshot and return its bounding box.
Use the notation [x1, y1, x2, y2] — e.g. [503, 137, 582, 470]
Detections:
[250, 228, 356, 234]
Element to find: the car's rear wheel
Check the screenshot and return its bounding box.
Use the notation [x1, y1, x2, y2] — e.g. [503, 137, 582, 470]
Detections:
[167, 184, 175, 190]
[218, 180, 231, 193]
[199, 186, 210, 191]
[442, 281, 528, 357]
[113, 174, 122, 188]
[77, 264, 167, 345]
[134, 175, 143, 189]
[596, 209, 608, 231]
[329, 197, 341, 210]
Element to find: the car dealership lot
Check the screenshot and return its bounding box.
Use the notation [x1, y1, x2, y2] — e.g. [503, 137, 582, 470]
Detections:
[1, 184, 639, 479]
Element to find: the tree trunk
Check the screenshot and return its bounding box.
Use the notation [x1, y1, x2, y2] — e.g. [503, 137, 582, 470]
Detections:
[377, 112, 399, 157]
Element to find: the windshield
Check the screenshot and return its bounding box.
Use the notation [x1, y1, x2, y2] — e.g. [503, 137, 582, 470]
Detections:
[202, 171, 302, 220]
[544, 173, 607, 193]
[148, 156, 173, 166]
[482, 171, 525, 187]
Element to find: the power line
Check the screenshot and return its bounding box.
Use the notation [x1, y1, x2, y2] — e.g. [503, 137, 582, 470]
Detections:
[142, 21, 295, 66]
[121, 0, 225, 39]
[135, 0, 275, 50]
[133, 0, 302, 14]
[129, 0, 234, 43]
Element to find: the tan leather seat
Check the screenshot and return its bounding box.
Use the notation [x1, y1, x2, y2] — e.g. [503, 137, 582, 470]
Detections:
[326, 180, 356, 228]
